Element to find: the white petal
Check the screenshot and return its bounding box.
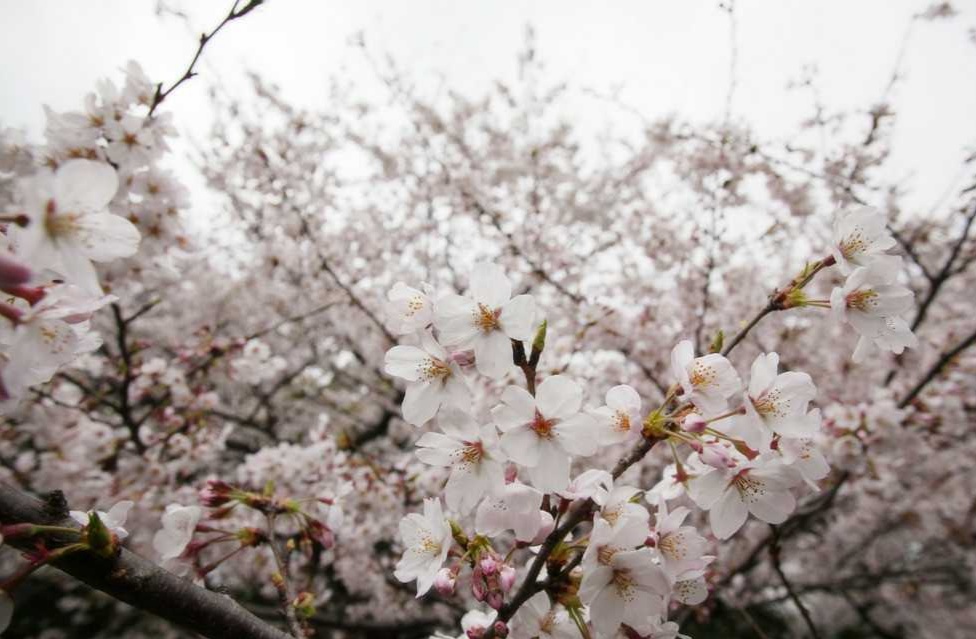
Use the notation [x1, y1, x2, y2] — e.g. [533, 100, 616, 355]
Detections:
[709, 489, 748, 540]
[76, 214, 140, 261]
[469, 262, 511, 308]
[402, 382, 442, 425]
[499, 294, 536, 341]
[536, 375, 582, 420]
[474, 330, 513, 379]
[55, 159, 118, 211]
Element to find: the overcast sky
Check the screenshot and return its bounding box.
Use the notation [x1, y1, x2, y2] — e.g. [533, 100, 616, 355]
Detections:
[1, 0, 974, 216]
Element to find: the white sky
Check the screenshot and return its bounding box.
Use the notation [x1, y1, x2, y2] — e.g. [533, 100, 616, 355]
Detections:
[1, 0, 974, 216]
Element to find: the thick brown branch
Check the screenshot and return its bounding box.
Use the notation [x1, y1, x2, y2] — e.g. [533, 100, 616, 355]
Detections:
[0, 483, 291, 639]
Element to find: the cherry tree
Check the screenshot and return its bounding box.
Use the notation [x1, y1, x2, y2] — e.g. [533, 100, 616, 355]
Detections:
[1, 2, 975, 639]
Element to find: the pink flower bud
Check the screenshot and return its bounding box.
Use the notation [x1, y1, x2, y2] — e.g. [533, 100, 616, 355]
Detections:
[434, 567, 456, 596]
[471, 567, 487, 601]
[683, 413, 707, 433]
[486, 590, 504, 610]
[701, 442, 737, 469]
[0, 252, 31, 288]
[492, 621, 509, 638]
[479, 556, 499, 576]
[199, 479, 234, 507]
[307, 520, 335, 550]
[499, 564, 516, 592]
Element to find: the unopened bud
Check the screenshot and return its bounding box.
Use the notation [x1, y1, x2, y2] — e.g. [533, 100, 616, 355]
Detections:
[492, 621, 509, 638]
[292, 591, 316, 618]
[486, 590, 504, 610]
[499, 564, 516, 592]
[85, 512, 116, 558]
[0, 252, 31, 287]
[682, 413, 707, 434]
[479, 556, 499, 577]
[434, 567, 456, 596]
[700, 442, 737, 469]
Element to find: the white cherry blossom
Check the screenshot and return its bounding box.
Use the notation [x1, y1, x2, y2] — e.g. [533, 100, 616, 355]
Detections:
[69, 500, 134, 541]
[579, 539, 670, 638]
[591, 384, 642, 445]
[734, 352, 820, 449]
[475, 481, 546, 543]
[394, 498, 453, 596]
[830, 263, 918, 363]
[670, 340, 741, 415]
[415, 409, 506, 513]
[152, 504, 202, 560]
[830, 206, 900, 274]
[492, 375, 598, 493]
[688, 457, 798, 540]
[387, 281, 434, 335]
[648, 500, 708, 579]
[385, 331, 470, 425]
[511, 591, 576, 639]
[433, 261, 536, 378]
[11, 159, 139, 293]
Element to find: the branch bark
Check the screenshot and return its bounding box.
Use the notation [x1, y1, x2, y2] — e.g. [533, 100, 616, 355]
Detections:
[0, 483, 291, 639]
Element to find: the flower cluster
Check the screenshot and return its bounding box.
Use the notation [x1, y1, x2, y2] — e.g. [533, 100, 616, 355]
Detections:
[1, 60, 189, 411]
[385, 207, 920, 638]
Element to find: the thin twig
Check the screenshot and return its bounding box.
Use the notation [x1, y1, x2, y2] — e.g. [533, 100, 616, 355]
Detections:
[148, 0, 265, 116]
[769, 526, 822, 639]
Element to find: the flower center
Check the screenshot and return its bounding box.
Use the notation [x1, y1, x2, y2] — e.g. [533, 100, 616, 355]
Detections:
[845, 289, 878, 311]
[460, 441, 484, 465]
[752, 389, 787, 419]
[689, 361, 716, 388]
[659, 532, 687, 560]
[43, 199, 79, 239]
[597, 545, 618, 565]
[731, 471, 766, 504]
[473, 303, 501, 333]
[613, 410, 631, 433]
[839, 229, 867, 260]
[420, 533, 441, 556]
[404, 295, 426, 317]
[530, 411, 556, 439]
[418, 357, 452, 382]
[612, 568, 636, 600]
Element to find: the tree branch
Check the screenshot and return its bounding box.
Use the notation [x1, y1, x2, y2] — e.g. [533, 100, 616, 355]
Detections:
[0, 483, 291, 639]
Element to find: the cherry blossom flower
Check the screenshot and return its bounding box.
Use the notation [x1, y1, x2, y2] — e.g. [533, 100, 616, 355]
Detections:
[387, 281, 435, 334]
[475, 481, 547, 542]
[12, 159, 139, 293]
[592, 384, 642, 445]
[579, 534, 671, 638]
[69, 500, 134, 541]
[511, 591, 575, 639]
[415, 409, 506, 513]
[830, 206, 900, 274]
[670, 340, 741, 415]
[152, 504, 202, 560]
[434, 262, 536, 378]
[596, 484, 649, 529]
[648, 500, 708, 579]
[560, 468, 613, 503]
[385, 331, 470, 425]
[394, 498, 453, 596]
[830, 263, 918, 363]
[492, 375, 598, 492]
[461, 609, 498, 637]
[688, 457, 798, 540]
[778, 437, 830, 488]
[733, 352, 820, 448]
